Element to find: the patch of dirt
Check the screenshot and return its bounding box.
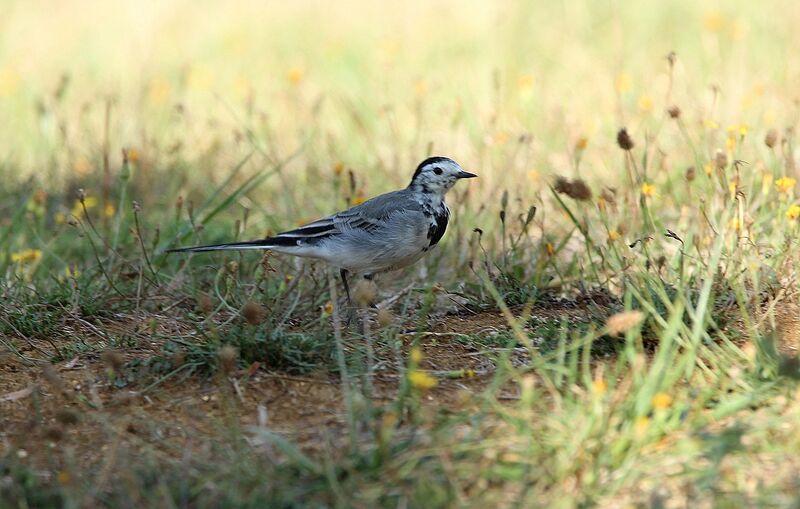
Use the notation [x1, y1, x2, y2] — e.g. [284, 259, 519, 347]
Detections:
[0, 295, 613, 478]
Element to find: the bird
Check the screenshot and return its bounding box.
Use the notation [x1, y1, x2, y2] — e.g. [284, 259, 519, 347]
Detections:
[168, 156, 477, 303]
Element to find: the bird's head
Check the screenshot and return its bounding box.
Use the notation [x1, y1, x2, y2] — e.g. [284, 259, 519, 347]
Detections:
[408, 156, 477, 195]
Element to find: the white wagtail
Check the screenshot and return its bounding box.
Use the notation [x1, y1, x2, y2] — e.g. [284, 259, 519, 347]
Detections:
[169, 156, 477, 302]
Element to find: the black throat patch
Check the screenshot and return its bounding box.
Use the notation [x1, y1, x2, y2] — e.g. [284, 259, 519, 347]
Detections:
[427, 204, 450, 247]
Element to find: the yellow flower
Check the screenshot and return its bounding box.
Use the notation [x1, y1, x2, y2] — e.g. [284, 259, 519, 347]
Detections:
[408, 370, 437, 390]
[575, 137, 588, 151]
[591, 378, 607, 395]
[652, 392, 673, 410]
[493, 131, 509, 145]
[517, 74, 535, 92]
[71, 196, 97, 216]
[56, 470, 71, 485]
[729, 180, 738, 200]
[545, 242, 555, 256]
[59, 265, 81, 282]
[527, 169, 541, 183]
[287, 67, 304, 85]
[641, 182, 656, 197]
[126, 148, 140, 163]
[323, 301, 334, 314]
[148, 78, 171, 104]
[786, 204, 800, 220]
[704, 10, 725, 33]
[729, 217, 741, 231]
[726, 136, 736, 151]
[104, 204, 116, 218]
[615, 72, 632, 94]
[776, 177, 796, 194]
[333, 162, 345, 175]
[410, 347, 424, 364]
[704, 162, 713, 176]
[634, 416, 650, 435]
[608, 230, 621, 242]
[11, 249, 42, 264]
[352, 192, 366, 206]
[414, 79, 428, 97]
[638, 95, 653, 113]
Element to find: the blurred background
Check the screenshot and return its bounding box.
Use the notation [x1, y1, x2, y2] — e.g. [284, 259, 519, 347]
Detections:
[2, 0, 795, 178]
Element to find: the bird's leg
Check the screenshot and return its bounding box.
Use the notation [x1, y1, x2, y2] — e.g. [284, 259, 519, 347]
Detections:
[340, 268, 352, 306]
[339, 268, 359, 328]
[363, 273, 378, 308]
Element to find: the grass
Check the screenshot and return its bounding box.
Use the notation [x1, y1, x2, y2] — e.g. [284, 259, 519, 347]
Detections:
[3, 0, 800, 507]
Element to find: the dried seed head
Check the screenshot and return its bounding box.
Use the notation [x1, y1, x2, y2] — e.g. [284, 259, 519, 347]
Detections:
[606, 311, 645, 336]
[43, 426, 64, 443]
[353, 279, 378, 308]
[242, 301, 265, 325]
[570, 179, 592, 201]
[100, 350, 125, 371]
[685, 166, 696, 182]
[197, 293, 214, 314]
[218, 345, 238, 374]
[667, 105, 681, 119]
[666, 51, 676, 68]
[554, 176, 570, 194]
[617, 128, 635, 150]
[601, 188, 617, 206]
[554, 177, 593, 201]
[765, 128, 779, 148]
[77, 188, 86, 202]
[376, 308, 394, 328]
[54, 408, 81, 426]
[714, 150, 728, 170]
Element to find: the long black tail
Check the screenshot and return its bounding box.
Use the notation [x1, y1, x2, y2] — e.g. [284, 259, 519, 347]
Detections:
[167, 237, 297, 253]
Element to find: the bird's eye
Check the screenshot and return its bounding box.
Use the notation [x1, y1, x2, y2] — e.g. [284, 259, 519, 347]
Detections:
[433, 167, 443, 175]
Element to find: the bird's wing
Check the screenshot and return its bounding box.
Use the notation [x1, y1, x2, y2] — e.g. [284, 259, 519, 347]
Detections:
[167, 190, 425, 255]
[278, 190, 422, 241]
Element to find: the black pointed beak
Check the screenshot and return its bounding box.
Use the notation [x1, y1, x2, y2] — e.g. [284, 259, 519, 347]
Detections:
[457, 170, 478, 179]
